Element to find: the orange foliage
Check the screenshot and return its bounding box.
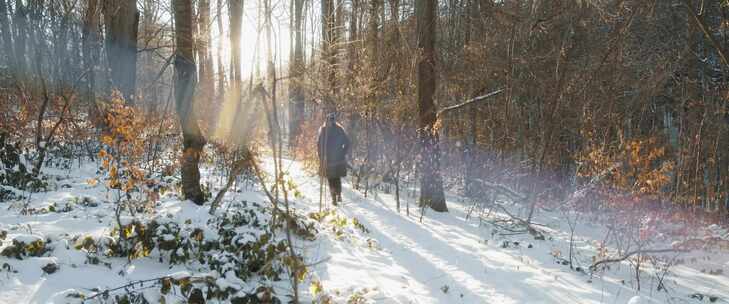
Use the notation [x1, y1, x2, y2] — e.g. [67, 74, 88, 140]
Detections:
[578, 137, 674, 199]
[97, 92, 153, 204]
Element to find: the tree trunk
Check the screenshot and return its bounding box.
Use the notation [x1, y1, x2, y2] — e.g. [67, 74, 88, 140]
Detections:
[216, 0, 225, 102]
[0, 0, 14, 71]
[386, 0, 400, 73]
[140, 0, 158, 112]
[197, 0, 215, 130]
[367, 0, 380, 86]
[288, 0, 305, 147]
[229, 0, 242, 86]
[346, 0, 361, 151]
[12, 0, 27, 80]
[173, 0, 206, 205]
[416, 0, 447, 212]
[321, 0, 336, 111]
[82, 0, 101, 125]
[103, 0, 139, 105]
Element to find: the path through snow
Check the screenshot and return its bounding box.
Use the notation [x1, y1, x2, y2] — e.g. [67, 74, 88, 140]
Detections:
[273, 158, 728, 304]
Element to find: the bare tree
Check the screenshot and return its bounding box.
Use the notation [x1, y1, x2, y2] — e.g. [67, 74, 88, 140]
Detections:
[321, 0, 336, 111]
[229, 0, 243, 89]
[197, 0, 214, 98]
[12, 0, 28, 79]
[0, 0, 14, 72]
[103, 0, 139, 104]
[82, 0, 101, 123]
[288, 0, 305, 147]
[173, 0, 206, 205]
[416, 0, 446, 212]
[216, 0, 226, 102]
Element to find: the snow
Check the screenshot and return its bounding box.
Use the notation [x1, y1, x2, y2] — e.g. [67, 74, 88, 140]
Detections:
[11, 234, 44, 244]
[270, 157, 729, 304]
[168, 271, 191, 280]
[627, 296, 645, 304]
[0, 157, 727, 303]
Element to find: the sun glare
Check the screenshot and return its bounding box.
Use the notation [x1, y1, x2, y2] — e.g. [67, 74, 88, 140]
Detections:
[216, 1, 292, 79]
[211, 0, 292, 144]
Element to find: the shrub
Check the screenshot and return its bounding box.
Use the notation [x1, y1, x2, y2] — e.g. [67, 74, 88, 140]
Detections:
[0, 132, 47, 201]
[0, 235, 50, 259]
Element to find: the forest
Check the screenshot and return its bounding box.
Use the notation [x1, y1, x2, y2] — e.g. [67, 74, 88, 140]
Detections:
[0, 0, 728, 303]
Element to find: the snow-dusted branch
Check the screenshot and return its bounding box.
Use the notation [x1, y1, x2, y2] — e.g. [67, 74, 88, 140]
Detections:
[436, 89, 504, 119]
[590, 248, 688, 272]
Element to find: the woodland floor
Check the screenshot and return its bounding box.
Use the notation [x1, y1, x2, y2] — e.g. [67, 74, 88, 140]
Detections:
[0, 156, 728, 303]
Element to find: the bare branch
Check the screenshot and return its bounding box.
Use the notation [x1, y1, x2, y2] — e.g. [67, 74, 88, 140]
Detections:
[590, 248, 688, 272]
[681, 0, 729, 69]
[436, 89, 504, 119]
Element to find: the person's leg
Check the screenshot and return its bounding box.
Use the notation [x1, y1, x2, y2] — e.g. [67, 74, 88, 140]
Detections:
[333, 178, 342, 202]
[328, 178, 338, 205]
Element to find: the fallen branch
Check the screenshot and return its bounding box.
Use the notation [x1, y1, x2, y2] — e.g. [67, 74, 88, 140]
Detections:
[590, 248, 688, 272]
[487, 197, 545, 239]
[466, 179, 544, 238]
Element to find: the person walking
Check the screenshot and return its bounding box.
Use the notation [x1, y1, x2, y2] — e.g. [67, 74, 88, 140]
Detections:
[317, 113, 351, 205]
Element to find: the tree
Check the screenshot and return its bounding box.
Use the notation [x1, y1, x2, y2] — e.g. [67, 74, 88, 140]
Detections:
[0, 0, 14, 72]
[321, 0, 336, 111]
[416, 0, 446, 212]
[12, 0, 27, 79]
[103, 0, 139, 104]
[229, 0, 243, 89]
[173, 0, 206, 205]
[197, 0, 214, 98]
[288, 0, 305, 147]
[82, 0, 101, 123]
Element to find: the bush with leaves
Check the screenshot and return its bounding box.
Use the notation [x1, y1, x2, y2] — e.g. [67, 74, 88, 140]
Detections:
[0, 132, 47, 201]
[72, 200, 317, 303]
[0, 234, 50, 259]
[97, 94, 148, 198]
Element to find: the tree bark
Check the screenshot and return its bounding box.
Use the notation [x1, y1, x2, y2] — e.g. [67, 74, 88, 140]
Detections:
[346, 0, 361, 151]
[229, 0, 242, 86]
[82, 0, 101, 125]
[0, 0, 14, 71]
[216, 0, 225, 103]
[386, 0, 400, 74]
[196, 0, 215, 131]
[197, 0, 214, 97]
[288, 0, 305, 147]
[321, 0, 336, 111]
[367, 0, 380, 86]
[416, 0, 447, 212]
[173, 0, 206, 205]
[12, 0, 27, 79]
[103, 0, 139, 105]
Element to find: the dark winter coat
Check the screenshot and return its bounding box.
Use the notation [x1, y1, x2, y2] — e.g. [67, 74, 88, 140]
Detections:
[317, 123, 351, 178]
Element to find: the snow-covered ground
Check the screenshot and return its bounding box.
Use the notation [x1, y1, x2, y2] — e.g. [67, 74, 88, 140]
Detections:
[0, 156, 727, 303]
[279, 158, 729, 304]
